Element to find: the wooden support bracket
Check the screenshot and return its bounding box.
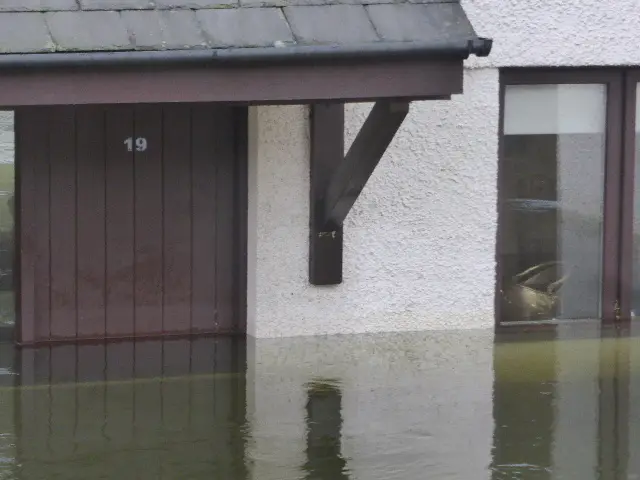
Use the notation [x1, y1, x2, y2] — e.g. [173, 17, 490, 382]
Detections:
[309, 101, 410, 285]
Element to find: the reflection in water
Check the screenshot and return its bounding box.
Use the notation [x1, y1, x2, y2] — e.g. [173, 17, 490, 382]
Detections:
[303, 379, 350, 479]
[598, 329, 631, 480]
[492, 325, 640, 480]
[491, 330, 557, 479]
[0, 337, 249, 480]
[0, 328, 639, 479]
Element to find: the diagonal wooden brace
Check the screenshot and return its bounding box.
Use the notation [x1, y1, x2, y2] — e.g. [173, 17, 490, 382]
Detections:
[309, 101, 410, 285]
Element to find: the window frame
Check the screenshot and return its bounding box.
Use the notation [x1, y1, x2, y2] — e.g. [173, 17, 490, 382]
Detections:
[619, 71, 640, 320]
[497, 68, 625, 327]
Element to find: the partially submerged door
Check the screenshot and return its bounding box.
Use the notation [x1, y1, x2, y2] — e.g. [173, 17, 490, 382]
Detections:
[15, 104, 246, 344]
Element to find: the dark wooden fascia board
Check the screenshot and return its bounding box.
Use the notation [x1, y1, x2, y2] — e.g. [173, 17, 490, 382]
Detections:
[308, 101, 410, 286]
[0, 59, 462, 107]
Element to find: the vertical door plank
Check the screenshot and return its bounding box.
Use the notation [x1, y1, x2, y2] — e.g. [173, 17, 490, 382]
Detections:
[163, 105, 192, 333]
[33, 110, 52, 342]
[49, 106, 77, 340]
[213, 108, 236, 331]
[15, 109, 47, 343]
[191, 106, 217, 332]
[134, 105, 163, 335]
[235, 108, 249, 335]
[77, 107, 106, 339]
[105, 107, 135, 338]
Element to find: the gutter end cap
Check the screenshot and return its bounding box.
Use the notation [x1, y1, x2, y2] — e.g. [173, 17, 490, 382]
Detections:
[469, 37, 493, 57]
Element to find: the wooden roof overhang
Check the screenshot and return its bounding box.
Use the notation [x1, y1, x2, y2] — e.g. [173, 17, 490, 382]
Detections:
[0, 40, 490, 106]
[0, 1, 491, 106]
[0, 1, 492, 285]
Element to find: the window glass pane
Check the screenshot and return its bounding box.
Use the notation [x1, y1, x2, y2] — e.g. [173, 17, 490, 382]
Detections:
[632, 84, 640, 317]
[500, 84, 606, 323]
[0, 112, 14, 328]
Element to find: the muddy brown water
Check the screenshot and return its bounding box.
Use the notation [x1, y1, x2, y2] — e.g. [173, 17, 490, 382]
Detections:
[0, 325, 639, 479]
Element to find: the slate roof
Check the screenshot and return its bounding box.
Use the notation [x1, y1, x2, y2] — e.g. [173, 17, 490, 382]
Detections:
[0, 0, 488, 56]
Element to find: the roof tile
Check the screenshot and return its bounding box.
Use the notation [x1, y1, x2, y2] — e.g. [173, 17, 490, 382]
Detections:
[154, 0, 238, 7]
[79, 0, 152, 10]
[284, 5, 379, 44]
[367, 3, 476, 43]
[0, 13, 53, 53]
[408, 0, 460, 3]
[197, 8, 294, 48]
[0, 0, 487, 57]
[123, 10, 207, 49]
[239, 0, 320, 6]
[46, 11, 133, 51]
[0, 0, 77, 11]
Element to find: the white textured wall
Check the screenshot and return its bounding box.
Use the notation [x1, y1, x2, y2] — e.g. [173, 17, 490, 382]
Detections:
[248, 69, 499, 338]
[249, 0, 640, 337]
[462, 0, 640, 68]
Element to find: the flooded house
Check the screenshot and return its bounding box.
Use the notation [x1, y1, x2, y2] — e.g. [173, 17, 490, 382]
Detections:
[0, 0, 638, 344]
[0, 0, 493, 344]
[0, 3, 639, 479]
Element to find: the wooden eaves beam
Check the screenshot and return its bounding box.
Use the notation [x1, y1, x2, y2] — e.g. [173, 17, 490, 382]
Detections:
[309, 101, 410, 285]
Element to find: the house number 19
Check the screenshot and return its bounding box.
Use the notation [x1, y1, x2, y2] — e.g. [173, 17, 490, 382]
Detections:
[124, 137, 148, 152]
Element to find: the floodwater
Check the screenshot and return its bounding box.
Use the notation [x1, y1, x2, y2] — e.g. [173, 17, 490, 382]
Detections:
[0, 324, 639, 479]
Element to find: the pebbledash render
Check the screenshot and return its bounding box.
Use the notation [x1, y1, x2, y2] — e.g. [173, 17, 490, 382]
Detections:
[249, 0, 640, 337]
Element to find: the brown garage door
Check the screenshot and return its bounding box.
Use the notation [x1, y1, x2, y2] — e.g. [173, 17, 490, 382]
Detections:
[15, 104, 247, 344]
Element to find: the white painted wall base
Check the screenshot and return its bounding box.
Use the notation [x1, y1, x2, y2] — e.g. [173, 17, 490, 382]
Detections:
[247, 69, 499, 338]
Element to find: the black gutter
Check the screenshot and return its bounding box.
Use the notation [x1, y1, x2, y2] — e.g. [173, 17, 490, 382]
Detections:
[0, 38, 492, 69]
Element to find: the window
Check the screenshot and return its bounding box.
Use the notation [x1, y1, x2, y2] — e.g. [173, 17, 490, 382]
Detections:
[497, 70, 640, 325]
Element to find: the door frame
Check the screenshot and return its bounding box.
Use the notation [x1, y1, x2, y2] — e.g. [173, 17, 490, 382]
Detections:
[497, 68, 625, 326]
